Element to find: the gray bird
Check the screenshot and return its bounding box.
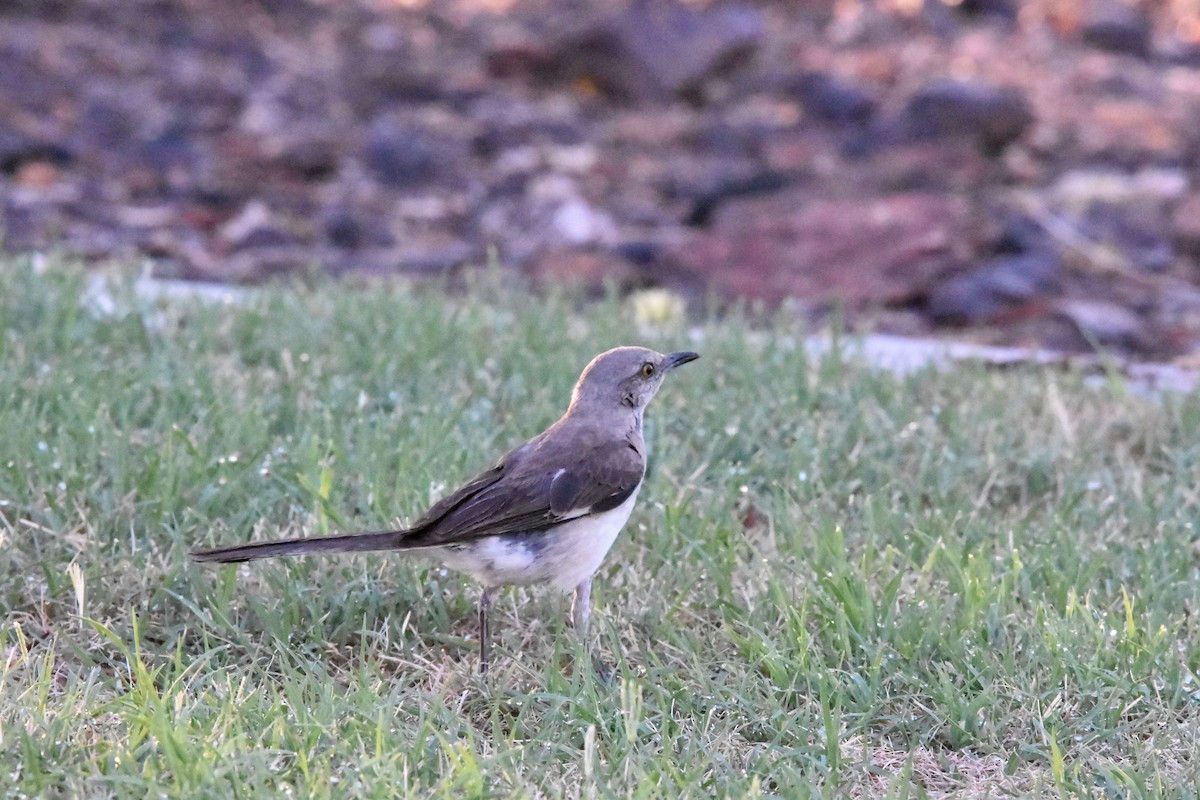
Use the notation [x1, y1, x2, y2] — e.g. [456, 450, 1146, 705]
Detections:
[191, 346, 699, 673]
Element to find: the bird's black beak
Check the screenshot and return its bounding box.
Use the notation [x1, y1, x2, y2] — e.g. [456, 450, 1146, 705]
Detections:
[664, 351, 700, 370]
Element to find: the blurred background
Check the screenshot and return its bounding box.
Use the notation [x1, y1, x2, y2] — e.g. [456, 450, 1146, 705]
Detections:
[2, 0, 1199, 358]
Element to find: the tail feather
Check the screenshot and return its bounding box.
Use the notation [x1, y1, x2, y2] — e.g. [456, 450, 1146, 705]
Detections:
[190, 530, 409, 564]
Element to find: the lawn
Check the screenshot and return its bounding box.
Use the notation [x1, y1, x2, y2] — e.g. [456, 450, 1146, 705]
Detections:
[2, 260, 1199, 798]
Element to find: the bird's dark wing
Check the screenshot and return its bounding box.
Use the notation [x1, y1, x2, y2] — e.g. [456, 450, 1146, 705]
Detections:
[547, 443, 644, 514]
[401, 436, 644, 548]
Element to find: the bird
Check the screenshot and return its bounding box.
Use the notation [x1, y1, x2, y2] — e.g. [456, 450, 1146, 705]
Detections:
[191, 346, 699, 673]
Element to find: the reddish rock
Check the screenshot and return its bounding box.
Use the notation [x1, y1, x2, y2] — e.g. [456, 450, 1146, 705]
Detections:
[1079, 101, 1184, 162]
[670, 192, 974, 307]
[13, 160, 61, 189]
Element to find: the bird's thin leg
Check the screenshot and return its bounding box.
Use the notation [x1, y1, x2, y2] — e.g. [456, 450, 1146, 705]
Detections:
[572, 578, 611, 681]
[571, 578, 591, 635]
[478, 587, 492, 675]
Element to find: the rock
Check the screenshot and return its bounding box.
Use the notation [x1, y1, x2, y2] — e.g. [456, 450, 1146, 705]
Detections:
[926, 251, 1062, 324]
[794, 72, 877, 124]
[471, 115, 584, 160]
[363, 127, 438, 188]
[954, 0, 1019, 21]
[324, 209, 366, 250]
[1171, 193, 1200, 258]
[0, 128, 72, 175]
[670, 192, 973, 307]
[1081, 203, 1174, 273]
[77, 96, 138, 149]
[1055, 298, 1151, 350]
[678, 167, 789, 227]
[484, 36, 556, 80]
[1043, 171, 1179, 271]
[350, 55, 461, 110]
[994, 215, 1052, 254]
[551, 197, 617, 246]
[614, 240, 660, 266]
[521, 173, 619, 248]
[137, 126, 199, 176]
[683, 119, 763, 158]
[1050, 168, 1189, 212]
[218, 200, 295, 251]
[362, 117, 464, 189]
[271, 128, 340, 181]
[653, 120, 789, 224]
[552, 0, 764, 102]
[1078, 100, 1183, 162]
[1081, 3, 1152, 58]
[14, 160, 62, 190]
[905, 78, 1033, 153]
[0, 199, 41, 249]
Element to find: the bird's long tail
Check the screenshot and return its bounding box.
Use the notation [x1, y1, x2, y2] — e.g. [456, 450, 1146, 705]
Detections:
[190, 530, 408, 563]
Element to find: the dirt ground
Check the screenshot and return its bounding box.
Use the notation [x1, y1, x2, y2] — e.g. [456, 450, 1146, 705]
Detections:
[3, 0, 1200, 358]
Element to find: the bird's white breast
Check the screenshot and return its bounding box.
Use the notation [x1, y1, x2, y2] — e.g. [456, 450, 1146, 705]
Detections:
[433, 487, 641, 591]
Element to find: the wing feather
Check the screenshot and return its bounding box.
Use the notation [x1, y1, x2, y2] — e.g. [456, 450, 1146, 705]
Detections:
[401, 433, 644, 548]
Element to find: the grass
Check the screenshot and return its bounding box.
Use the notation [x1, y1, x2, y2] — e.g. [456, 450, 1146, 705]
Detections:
[2, 259, 1200, 798]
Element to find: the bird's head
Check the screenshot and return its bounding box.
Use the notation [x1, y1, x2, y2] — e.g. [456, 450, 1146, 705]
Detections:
[570, 346, 699, 413]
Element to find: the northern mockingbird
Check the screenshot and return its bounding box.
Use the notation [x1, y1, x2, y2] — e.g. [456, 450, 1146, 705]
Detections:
[191, 346, 699, 673]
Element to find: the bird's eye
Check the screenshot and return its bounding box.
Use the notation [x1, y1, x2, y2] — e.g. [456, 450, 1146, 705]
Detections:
[640, 362, 655, 378]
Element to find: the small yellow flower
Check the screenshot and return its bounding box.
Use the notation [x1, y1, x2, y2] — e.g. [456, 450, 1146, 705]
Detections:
[631, 289, 686, 330]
